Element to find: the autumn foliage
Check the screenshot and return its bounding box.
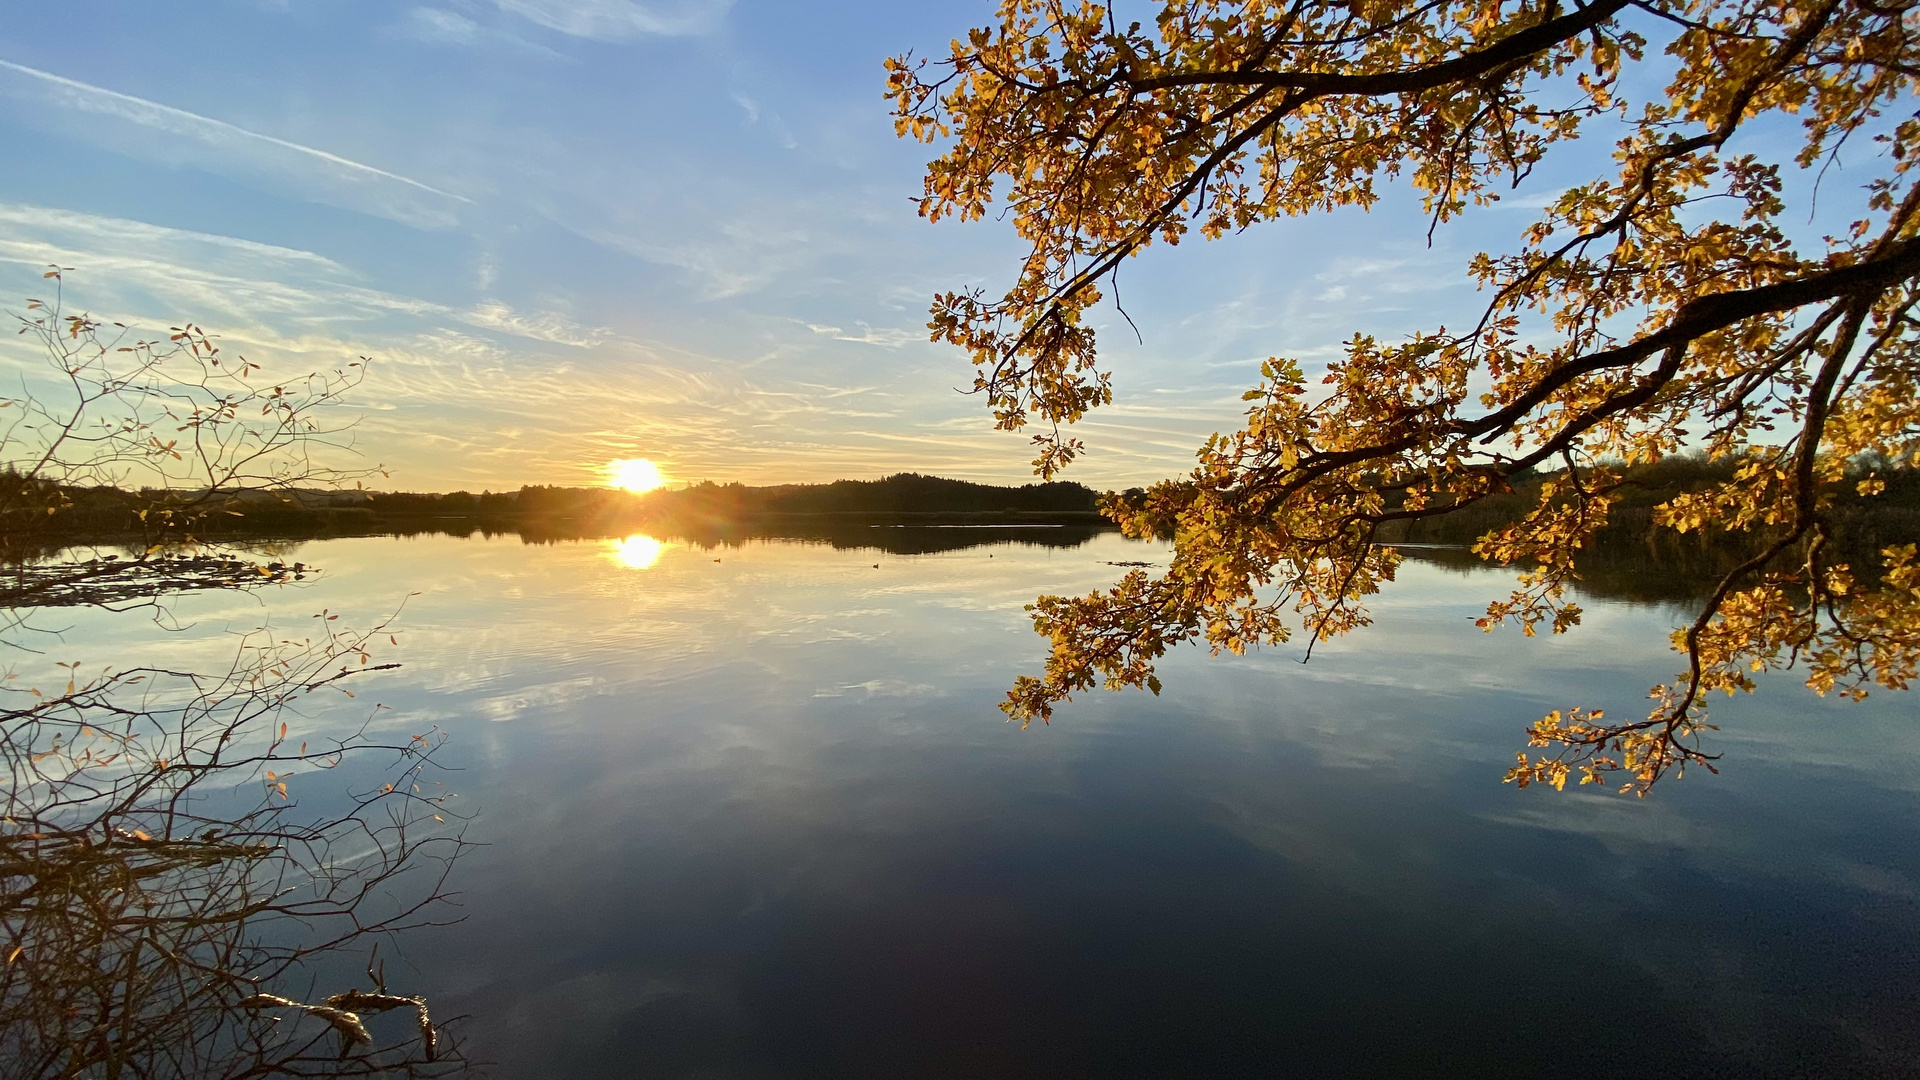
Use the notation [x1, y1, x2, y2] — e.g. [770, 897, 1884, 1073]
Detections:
[890, 0, 1920, 791]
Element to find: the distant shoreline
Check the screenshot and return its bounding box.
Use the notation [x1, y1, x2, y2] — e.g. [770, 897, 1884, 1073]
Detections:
[10, 461, 1916, 577]
[19, 509, 1120, 562]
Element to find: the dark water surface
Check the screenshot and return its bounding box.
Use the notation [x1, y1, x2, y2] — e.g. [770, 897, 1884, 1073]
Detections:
[62, 530, 1920, 1077]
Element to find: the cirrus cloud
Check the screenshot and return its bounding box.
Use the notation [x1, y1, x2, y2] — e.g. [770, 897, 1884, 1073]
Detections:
[0, 59, 470, 229]
[491, 0, 735, 40]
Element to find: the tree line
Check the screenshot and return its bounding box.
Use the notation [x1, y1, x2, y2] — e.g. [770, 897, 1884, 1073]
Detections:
[10, 471, 1107, 549]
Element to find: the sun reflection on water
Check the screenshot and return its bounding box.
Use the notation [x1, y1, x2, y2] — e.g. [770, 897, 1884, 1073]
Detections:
[608, 534, 665, 570]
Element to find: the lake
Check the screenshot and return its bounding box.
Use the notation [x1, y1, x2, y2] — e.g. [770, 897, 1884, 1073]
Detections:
[54, 528, 1920, 1077]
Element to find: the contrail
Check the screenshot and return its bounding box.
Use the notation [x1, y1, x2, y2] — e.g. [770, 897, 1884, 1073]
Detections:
[0, 59, 471, 204]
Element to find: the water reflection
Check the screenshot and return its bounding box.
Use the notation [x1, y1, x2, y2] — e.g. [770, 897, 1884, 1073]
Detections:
[40, 531, 1920, 1078]
[608, 533, 665, 570]
[617, 519, 1111, 557]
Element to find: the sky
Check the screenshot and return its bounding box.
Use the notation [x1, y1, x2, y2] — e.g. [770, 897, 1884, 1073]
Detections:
[0, 1, 1523, 491]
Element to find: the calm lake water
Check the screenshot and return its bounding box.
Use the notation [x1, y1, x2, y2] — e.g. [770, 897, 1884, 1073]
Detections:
[56, 529, 1920, 1077]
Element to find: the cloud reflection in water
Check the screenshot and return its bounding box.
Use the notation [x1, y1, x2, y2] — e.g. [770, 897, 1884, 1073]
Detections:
[35, 530, 1920, 1077]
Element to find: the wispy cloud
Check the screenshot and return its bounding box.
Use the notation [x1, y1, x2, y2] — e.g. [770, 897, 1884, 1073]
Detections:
[569, 193, 853, 300]
[392, 8, 564, 56]
[0, 59, 470, 228]
[464, 301, 611, 347]
[0, 203, 595, 353]
[399, 7, 489, 45]
[804, 322, 920, 348]
[0, 203, 1055, 489]
[583, 223, 806, 300]
[731, 92, 798, 149]
[492, 0, 734, 39]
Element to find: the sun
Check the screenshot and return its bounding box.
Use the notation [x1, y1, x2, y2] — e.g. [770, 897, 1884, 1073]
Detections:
[607, 458, 664, 493]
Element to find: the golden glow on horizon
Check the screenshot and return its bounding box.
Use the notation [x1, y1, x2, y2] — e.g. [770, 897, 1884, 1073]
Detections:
[608, 458, 665, 493]
[609, 534, 665, 570]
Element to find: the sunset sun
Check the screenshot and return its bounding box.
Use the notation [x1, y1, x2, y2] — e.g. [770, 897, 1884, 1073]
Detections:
[607, 458, 664, 493]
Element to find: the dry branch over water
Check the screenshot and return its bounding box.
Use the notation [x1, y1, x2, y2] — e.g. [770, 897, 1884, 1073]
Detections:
[0, 278, 469, 1078]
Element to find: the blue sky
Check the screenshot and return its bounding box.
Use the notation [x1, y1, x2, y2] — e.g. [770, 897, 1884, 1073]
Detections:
[0, 0, 1492, 491]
